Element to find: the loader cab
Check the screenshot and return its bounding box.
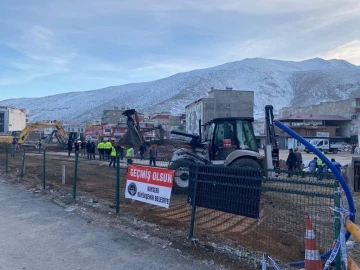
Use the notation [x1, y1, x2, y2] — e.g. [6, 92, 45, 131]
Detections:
[205, 117, 258, 161]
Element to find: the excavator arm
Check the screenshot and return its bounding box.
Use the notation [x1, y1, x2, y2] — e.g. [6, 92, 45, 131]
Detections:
[265, 105, 279, 169]
[17, 122, 67, 144]
[118, 109, 165, 147]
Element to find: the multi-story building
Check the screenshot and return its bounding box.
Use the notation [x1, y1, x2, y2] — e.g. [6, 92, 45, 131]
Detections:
[151, 113, 183, 133]
[101, 107, 124, 124]
[0, 106, 27, 133]
[277, 113, 351, 149]
[185, 89, 254, 135]
[280, 97, 360, 144]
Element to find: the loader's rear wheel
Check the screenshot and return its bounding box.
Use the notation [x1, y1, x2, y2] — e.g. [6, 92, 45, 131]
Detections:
[229, 158, 263, 177]
[168, 159, 195, 193]
[229, 158, 261, 169]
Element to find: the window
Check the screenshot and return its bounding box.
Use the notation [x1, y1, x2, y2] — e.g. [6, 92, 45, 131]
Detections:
[352, 115, 357, 120]
[214, 122, 235, 147]
[356, 101, 360, 106]
[306, 131, 313, 136]
[236, 120, 258, 151]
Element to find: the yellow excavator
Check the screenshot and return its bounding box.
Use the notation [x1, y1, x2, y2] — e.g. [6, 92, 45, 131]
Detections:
[0, 121, 67, 148]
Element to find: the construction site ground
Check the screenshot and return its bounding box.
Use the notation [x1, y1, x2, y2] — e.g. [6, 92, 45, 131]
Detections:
[0, 148, 359, 268]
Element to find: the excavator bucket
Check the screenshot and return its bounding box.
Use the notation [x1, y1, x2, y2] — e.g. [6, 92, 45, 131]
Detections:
[118, 123, 144, 147]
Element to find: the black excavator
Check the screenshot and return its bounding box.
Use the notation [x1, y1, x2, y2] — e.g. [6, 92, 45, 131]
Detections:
[118, 109, 165, 147]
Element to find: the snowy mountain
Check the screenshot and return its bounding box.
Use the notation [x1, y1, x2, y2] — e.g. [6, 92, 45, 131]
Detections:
[1, 57, 359, 122]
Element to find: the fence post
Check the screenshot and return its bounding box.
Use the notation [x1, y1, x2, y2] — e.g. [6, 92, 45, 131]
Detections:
[42, 149, 46, 189]
[5, 147, 8, 175]
[62, 165, 66, 185]
[188, 165, 199, 239]
[116, 155, 120, 213]
[20, 148, 26, 178]
[73, 152, 79, 199]
[334, 181, 341, 270]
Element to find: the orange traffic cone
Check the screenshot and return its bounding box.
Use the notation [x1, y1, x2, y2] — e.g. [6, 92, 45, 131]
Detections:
[305, 216, 322, 270]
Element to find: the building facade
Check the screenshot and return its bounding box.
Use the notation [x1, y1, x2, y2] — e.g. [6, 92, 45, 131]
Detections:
[101, 107, 124, 124]
[280, 97, 360, 143]
[0, 106, 27, 133]
[185, 89, 254, 135]
[277, 113, 351, 149]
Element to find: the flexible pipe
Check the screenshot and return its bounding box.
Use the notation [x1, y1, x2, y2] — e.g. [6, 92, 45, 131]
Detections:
[273, 120, 356, 267]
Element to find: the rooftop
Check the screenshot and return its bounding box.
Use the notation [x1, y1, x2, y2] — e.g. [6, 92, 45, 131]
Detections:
[278, 113, 351, 121]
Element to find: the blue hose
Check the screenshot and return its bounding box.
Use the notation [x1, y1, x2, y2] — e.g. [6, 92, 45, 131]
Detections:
[274, 120, 356, 267]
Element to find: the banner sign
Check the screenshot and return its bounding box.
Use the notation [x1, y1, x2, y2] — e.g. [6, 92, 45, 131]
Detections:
[316, 131, 329, 137]
[125, 165, 175, 208]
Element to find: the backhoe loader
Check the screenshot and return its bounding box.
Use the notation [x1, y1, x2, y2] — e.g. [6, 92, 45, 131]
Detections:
[118, 106, 279, 192]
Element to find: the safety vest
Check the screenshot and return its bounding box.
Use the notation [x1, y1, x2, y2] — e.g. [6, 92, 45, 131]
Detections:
[126, 148, 134, 158]
[110, 146, 117, 157]
[106, 141, 112, 149]
[98, 142, 105, 149]
[317, 159, 323, 167]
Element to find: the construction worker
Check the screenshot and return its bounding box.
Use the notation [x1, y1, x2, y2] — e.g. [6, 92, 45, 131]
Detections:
[294, 148, 303, 171]
[105, 140, 112, 160]
[149, 145, 157, 167]
[126, 146, 134, 166]
[117, 143, 124, 160]
[11, 138, 18, 158]
[86, 141, 92, 160]
[91, 141, 96, 160]
[38, 139, 42, 153]
[139, 145, 146, 160]
[67, 139, 73, 157]
[97, 140, 105, 160]
[317, 155, 325, 179]
[80, 141, 86, 157]
[109, 144, 117, 168]
[331, 158, 341, 172]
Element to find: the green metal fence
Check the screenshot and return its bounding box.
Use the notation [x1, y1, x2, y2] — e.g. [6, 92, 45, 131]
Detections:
[187, 164, 339, 265]
[0, 148, 340, 266]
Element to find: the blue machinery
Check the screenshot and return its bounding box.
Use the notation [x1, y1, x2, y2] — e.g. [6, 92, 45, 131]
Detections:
[274, 121, 356, 267]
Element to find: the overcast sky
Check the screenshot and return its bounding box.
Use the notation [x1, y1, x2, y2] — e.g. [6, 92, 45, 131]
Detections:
[1, 0, 359, 100]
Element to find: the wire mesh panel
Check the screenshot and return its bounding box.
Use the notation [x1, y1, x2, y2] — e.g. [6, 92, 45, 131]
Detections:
[188, 164, 337, 264]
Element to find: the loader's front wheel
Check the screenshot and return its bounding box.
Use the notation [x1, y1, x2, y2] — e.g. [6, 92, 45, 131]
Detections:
[168, 159, 195, 193]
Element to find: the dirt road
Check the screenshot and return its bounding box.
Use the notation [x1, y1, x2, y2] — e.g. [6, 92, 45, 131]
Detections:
[0, 179, 212, 270]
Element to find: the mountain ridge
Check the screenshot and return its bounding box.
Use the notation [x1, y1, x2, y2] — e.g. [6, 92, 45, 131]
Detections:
[1, 57, 359, 122]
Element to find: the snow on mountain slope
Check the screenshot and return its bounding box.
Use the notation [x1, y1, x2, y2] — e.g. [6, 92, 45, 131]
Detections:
[1, 58, 359, 122]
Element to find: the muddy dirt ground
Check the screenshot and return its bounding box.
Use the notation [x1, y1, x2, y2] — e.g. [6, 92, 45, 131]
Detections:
[0, 149, 359, 268]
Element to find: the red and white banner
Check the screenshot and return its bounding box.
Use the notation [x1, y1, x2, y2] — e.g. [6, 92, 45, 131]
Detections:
[125, 165, 175, 208]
